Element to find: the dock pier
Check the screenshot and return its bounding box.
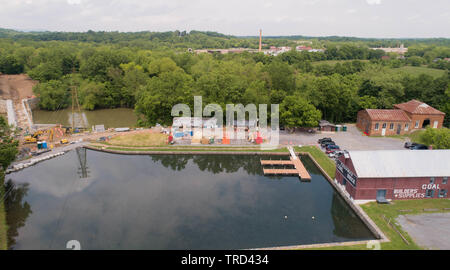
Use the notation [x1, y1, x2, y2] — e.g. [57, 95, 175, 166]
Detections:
[261, 147, 311, 180]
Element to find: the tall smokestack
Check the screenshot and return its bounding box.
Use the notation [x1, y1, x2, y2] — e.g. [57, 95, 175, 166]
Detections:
[259, 29, 262, 52]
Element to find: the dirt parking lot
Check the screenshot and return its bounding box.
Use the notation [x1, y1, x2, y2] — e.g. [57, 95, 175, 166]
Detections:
[397, 213, 450, 250]
[279, 124, 405, 151]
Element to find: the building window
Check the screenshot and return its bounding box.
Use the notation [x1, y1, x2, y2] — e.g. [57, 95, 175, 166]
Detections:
[430, 178, 435, 184]
[426, 190, 435, 198]
[415, 121, 420, 128]
[443, 177, 448, 185]
[375, 123, 379, 130]
[390, 123, 394, 130]
[405, 123, 409, 131]
[382, 123, 387, 129]
[439, 190, 448, 198]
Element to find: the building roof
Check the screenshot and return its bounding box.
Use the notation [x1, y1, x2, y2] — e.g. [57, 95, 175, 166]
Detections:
[348, 150, 450, 178]
[319, 120, 336, 127]
[364, 109, 411, 122]
[394, 100, 445, 115]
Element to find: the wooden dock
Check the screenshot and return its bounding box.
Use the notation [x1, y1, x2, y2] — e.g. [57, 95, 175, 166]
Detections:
[260, 147, 311, 180]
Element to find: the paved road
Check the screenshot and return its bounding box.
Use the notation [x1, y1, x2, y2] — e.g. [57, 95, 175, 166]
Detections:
[279, 124, 405, 151]
[397, 213, 450, 250]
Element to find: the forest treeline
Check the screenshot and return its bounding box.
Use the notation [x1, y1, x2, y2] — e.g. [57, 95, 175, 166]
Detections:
[0, 29, 449, 127]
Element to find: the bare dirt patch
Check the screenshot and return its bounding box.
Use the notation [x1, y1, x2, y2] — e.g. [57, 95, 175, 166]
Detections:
[0, 74, 37, 100]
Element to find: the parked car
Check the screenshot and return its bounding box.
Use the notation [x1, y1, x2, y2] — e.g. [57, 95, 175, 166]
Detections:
[328, 152, 336, 158]
[326, 145, 340, 151]
[404, 142, 418, 149]
[332, 150, 344, 156]
[318, 137, 332, 144]
[326, 149, 338, 154]
[410, 144, 429, 150]
[321, 141, 335, 148]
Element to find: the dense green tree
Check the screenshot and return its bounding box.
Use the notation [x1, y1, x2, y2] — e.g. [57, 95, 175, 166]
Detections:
[420, 128, 450, 149]
[280, 95, 322, 128]
[135, 70, 194, 125]
[0, 116, 18, 171]
[32, 80, 70, 110]
[0, 54, 23, 74]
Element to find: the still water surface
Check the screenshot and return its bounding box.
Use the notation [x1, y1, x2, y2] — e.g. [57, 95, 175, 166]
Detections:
[32, 108, 137, 128]
[4, 150, 374, 250]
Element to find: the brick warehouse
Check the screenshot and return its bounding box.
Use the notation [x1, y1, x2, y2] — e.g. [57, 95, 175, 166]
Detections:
[335, 150, 450, 202]
[356, 100, 445, 136]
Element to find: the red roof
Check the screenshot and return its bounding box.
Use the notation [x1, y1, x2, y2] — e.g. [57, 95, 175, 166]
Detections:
[394, 100, 445, 115]
[365, 109, 411, 122]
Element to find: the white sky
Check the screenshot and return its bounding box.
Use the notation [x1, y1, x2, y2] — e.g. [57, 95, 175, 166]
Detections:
[0, 0, 449, 38]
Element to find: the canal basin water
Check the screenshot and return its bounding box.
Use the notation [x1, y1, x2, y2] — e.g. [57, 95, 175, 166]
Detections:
[4, 150, 375, 250]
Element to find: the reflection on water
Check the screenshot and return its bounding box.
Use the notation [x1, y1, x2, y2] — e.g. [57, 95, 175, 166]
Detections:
[5, 151, 374, 250]
[32, 108, 138, 128]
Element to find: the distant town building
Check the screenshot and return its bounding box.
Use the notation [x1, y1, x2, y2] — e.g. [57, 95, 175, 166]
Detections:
[265, 46, 292, 56]
[194, 48, 258, 54]
[295, 46, 325, 53]
[336, 150, 450, 202]
[371, 44, 408, 55]
[356, 100, 445, 136]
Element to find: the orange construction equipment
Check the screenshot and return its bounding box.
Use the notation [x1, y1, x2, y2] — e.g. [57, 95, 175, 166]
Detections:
[255, 131, 263, 144]
[222, 130, 230, 145]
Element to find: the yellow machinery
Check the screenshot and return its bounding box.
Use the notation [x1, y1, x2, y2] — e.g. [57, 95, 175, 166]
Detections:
[24, 136, 37, 143]
[24, 130, 44, 144]
[47, 128, 54, 142]
[60, 139, 69, 144]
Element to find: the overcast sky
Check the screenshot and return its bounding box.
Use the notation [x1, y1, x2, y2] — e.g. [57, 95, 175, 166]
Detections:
[0, 0, 449, 38]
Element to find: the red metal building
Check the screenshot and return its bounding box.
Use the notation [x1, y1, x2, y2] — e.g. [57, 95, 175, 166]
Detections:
[335, 150, 450, 202]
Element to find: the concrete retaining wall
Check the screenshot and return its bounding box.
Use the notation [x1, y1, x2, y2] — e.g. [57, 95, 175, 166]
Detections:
[6, 100, 17, 127]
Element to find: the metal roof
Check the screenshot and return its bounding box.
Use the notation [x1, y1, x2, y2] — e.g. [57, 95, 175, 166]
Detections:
[348, 150, 450, 178]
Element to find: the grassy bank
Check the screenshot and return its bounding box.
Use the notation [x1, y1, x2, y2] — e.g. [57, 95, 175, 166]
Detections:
[295, 146, 336, 178]
[0, 173, 7, 250]
[108, 132, 168, 147]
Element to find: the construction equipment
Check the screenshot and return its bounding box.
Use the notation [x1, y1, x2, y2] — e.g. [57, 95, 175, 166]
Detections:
[60, 139, 69, 144]
[23, 130, 44, 144]
[24, 136, 37, 144]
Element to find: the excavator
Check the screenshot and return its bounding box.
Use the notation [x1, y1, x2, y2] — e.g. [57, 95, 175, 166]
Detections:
[24, 130, 44, 144]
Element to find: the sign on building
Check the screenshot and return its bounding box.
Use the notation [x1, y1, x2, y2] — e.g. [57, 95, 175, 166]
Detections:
[336, 160, 358, 187]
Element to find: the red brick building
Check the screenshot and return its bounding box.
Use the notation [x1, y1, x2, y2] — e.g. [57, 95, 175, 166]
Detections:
[335, 150, 450, 202]
[356, 100, 445, 136]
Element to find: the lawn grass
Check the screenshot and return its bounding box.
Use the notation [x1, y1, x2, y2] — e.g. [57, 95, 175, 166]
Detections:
[294, 146, 336, 178]
[108, 132, 168, 147]
[391, 66, 447, 78]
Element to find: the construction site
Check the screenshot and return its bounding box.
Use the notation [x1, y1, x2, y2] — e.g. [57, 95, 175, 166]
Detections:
[0, 74, 129, 162]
